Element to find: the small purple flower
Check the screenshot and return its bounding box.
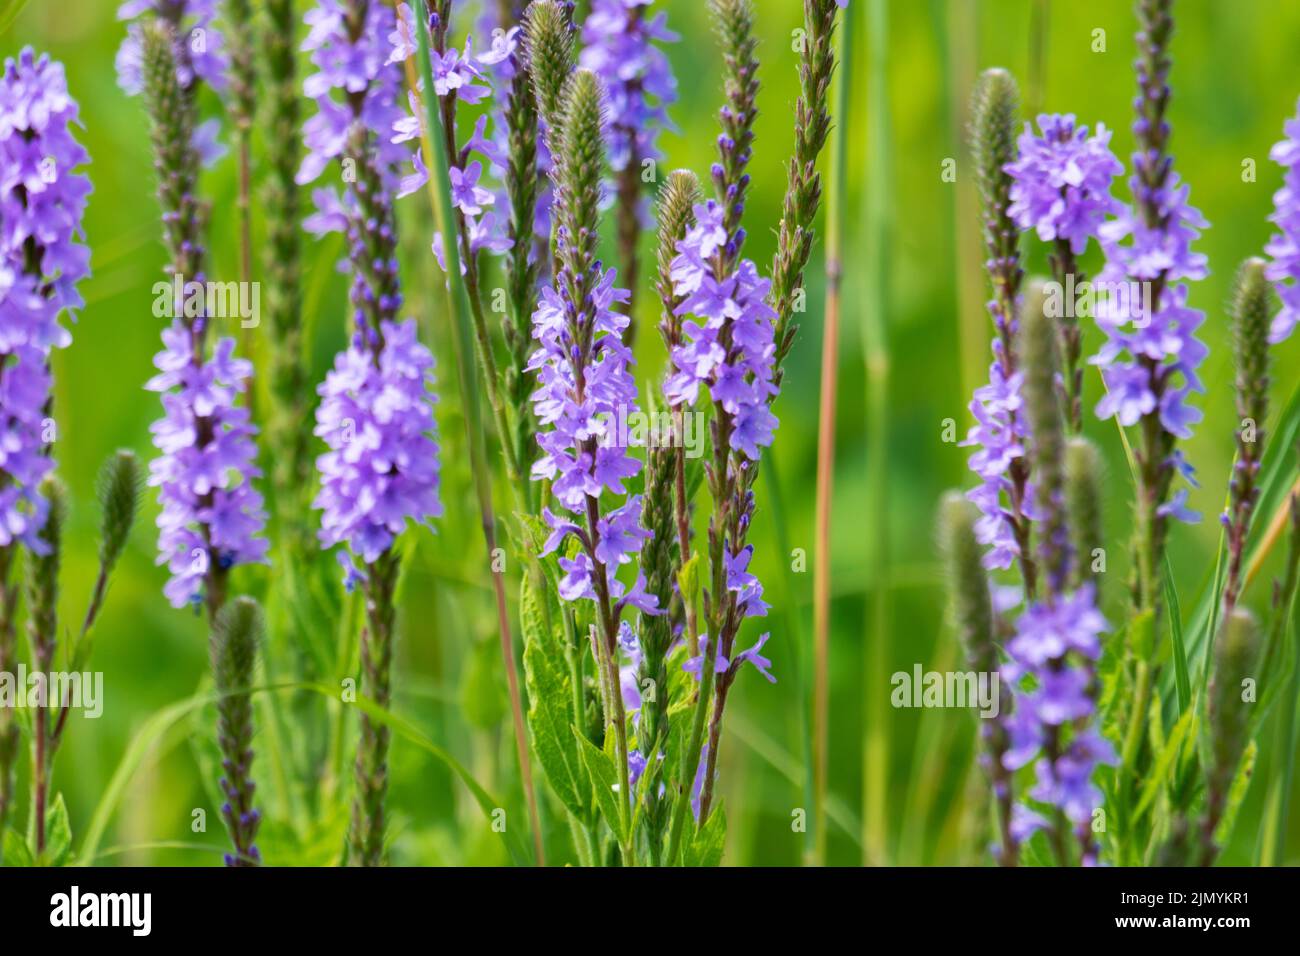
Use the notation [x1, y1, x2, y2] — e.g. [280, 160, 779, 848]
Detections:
[733, 632, 775, 683]
[1006, 114, 1123, 255]
[683, 635, 729, 680]
[1003, 583, 1115, 829]
[1266, 98, 1300, 344]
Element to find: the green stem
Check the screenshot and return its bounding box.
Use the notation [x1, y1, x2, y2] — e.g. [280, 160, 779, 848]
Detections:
[410, 0, 544, 866]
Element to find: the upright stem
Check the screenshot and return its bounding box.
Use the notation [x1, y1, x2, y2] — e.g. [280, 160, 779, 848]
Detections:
[409, 0, 545, 866]
[812, 0, 854, 867]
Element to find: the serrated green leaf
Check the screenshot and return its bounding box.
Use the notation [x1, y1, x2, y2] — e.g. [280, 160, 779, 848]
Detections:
[575, 726, 627, 842]
[683, 805, 726, 867]
[39, 794, 72, 867]
[1214, 740, 1256, 846]
[3, 826, 33, 867]
[521, 575, 590, 817]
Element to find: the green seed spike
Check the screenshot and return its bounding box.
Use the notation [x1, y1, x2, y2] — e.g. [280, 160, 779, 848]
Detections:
[211, 597, 264, 866]
[1202, 606, 1263, 863]
[523, 0, 575, 140]
[1020, 279, 1067, 590]
[654, 169, 701, 347]
[96, 450, 142, 577]
[1065, 437, 1105, 589]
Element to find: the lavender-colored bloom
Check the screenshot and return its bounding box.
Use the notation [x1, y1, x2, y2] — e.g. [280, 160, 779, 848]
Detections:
[0, 49, 91, 552]
[314, 318, 442, 562]
[960, 359, 1025, 570]
[579, 0, 678, 174]
[1266, 98, 1300, 344]
[1088, 30, 1209, 511]
[1006, 114, 1123, 255]
[146, 325, 269, 608]
[528, 261, 653, 605]
[297, 0, 408, 230]
[1002, 583, 1116, 826]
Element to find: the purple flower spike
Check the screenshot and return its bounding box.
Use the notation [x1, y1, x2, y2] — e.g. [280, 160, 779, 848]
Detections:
[297, 0, 408, 230]
[1, 48, 92, 551]
[146, 323, 269, 608]
[314, 319, 443, 563]
[1266, 98, 1300, 344]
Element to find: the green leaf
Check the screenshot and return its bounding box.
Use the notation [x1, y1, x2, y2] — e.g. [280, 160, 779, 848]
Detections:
[39, 794, 73, 867]
[2, 827, 33, 867]
[1214, 740, 1257, 846]
[678, 552, 702, 609]
[1134, 706, 1193, 820]
[1163, 558, 1191, 713]
[574, 726, 626, 842]
[1130, 608, 1156, 662]
[683, 806, 727, 867]
[521, 575, 591, 818]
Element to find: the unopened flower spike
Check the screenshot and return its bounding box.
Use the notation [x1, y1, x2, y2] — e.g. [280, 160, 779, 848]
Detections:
[211, 596, 264, 866]
[939, 491, 1017, 866]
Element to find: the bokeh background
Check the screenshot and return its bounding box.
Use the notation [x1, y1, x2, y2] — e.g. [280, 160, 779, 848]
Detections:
[4, 0, 1300, 866]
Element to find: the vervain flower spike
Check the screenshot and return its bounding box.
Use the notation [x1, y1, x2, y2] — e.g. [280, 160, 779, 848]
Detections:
[1096, 0, 1207, 820]
[963, 68, 1036, 586]
[300, 0, 442, 867]
[669, 0, 782, 840]
[138, 20, 267, 618]
[528, 67, 662, 865]
[1002, 282, 1114, 866]
[1265, 96, 1300, 344]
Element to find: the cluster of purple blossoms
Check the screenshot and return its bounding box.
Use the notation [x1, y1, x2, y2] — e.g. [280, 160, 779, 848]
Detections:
[579, 0, 678, 176]
[1001, 584, 1116, 859]
[297, 0, 408, 236]
[961, 361, 1031, 570]
[529, 270, 658, 613]
[115, 0, 229, 168]
[666, 199, 779, 458]
[0, 49, 91, 552]
[146, 326, 269, 607]
[388, 4, 518, 272]
[1090, 165, 1208, 491]
[1006, 114, 1123, 255]
[314, 319, 443, 568]
[1265, 97, 1300, 344]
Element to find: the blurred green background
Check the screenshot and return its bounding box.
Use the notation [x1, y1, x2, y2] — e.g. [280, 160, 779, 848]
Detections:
[4, 0, 1300, 866]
